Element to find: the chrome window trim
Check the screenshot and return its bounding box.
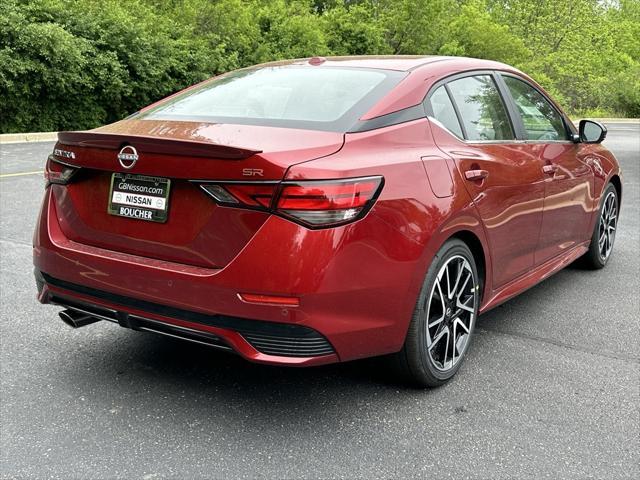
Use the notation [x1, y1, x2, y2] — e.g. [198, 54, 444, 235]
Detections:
[426, 116, 527, 145]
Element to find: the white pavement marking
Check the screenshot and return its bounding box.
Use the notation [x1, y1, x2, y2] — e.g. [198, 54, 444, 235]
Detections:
[0, 170, 44, 178]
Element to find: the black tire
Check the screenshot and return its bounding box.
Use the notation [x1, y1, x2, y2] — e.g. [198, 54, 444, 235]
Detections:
[581, 183, 618, 269]
[392, 239, 480, 388]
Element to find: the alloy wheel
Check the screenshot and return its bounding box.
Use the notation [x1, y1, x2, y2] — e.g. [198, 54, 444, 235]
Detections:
[598, 191, 617, 261]
[425, 255, 478, 372]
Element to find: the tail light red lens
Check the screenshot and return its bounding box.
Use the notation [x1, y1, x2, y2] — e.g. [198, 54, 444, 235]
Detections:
[197, 176, 383, 228]
[223, 184, 276, 208]
[44, 155, 79, 186]
[276, 177, 383, 226]
[199, 182, 278, 209]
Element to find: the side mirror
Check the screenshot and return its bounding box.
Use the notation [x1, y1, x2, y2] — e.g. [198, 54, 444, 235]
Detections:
[579, 120, 607, 144]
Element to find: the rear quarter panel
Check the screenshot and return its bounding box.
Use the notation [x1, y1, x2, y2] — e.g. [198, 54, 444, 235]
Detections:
[285, 119, 490, 355]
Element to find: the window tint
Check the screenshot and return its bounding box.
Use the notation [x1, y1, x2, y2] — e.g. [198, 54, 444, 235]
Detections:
[140, 66, 404, 132]
[447, 75, 514, 141]
[428, 86, 463, 138]
[503, 76, 568, 141]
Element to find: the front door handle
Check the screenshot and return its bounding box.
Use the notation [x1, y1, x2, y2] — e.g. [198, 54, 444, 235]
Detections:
[543, 164, 558, 175]
[464, 169, 489, 181]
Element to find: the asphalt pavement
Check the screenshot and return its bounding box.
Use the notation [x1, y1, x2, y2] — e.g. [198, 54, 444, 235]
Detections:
[1, 123, 639, 479]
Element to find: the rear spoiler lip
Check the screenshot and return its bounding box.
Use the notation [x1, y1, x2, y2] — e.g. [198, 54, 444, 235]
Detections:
[57, 131, 262, 160]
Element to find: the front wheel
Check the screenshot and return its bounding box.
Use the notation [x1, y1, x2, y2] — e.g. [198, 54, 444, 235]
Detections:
[393, 239, 480, 388]
[581, 183, 618, 269]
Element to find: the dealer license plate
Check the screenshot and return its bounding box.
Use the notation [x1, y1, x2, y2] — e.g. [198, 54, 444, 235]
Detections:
[107, 173, 171, 223]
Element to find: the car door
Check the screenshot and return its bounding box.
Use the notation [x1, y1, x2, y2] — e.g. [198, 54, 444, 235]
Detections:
[499, 74, 593, 265]
[426, 72, 547, 289]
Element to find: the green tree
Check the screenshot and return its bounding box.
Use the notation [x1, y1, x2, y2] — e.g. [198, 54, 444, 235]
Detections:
[1, 0, 638, 133]
[0, 0, 222, 132]
[377, 0, 458, 54]
[250, 0, 330, 63]
[439, 0, 531, 65]
[322, 1, 390, 55]
[488, 0, 640, 115]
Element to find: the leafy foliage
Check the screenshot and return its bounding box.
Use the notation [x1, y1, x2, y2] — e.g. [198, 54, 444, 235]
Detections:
[1, 0, 638, 132]
[0, 0, 222, 132]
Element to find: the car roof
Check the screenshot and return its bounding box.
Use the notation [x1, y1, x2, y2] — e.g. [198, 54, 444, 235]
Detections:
[252, 55, 512, 72]
[241, 55, 527, 123]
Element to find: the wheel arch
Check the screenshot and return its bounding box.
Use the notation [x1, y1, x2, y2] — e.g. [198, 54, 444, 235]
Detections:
[448, 230, 488, 302]
[609, 174, 622, 204]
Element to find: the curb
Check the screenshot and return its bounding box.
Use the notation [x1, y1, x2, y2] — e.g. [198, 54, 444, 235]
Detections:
[572, 118, 639, 125]
[0, 132, 58, 144]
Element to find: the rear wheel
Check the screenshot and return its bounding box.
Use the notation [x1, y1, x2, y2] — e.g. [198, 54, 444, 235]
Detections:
[394, 239, 480, 388]
[581, 183, 618, 269]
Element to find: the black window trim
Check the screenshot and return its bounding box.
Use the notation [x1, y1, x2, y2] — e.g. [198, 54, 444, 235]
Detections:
[497, 72, 576, 144]
[493, 72, 526, 140]
[348, 104, 426, 133]
[424, 69, 520, 144]
[442, 83, 467, 139]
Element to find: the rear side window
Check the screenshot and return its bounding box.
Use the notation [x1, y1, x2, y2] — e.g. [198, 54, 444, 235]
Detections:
[502, 76, 569, 141]
[446, 75, 514, 141]
[139, 66, 405, 132]
[428, 86, 463, 138]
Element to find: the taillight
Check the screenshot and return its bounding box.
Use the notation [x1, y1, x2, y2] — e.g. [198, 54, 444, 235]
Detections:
[276, 177, 383, 226]
[196, 176, 383, 228]
[44, 155, 79, 186]
[199, 183, 278, 209]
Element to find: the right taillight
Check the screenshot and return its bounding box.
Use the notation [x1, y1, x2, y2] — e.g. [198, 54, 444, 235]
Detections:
[275, 177, 383, 227]
[44, 155, 79, 186]
[196, 176, 383, 228]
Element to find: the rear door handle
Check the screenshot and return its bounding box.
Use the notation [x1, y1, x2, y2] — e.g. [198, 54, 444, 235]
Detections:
[464, 169, 489, 181]
[543, 164, 558, 175]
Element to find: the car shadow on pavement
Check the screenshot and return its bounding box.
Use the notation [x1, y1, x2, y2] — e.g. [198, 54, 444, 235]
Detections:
[50, 329, 460, 434]
[58, 324, 439, 397]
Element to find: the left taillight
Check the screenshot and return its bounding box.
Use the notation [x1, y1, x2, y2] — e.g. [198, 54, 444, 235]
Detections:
[196, 176, 384, 228]
[44, 155, 79, 186]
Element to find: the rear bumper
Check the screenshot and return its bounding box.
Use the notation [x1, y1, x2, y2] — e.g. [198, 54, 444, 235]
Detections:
[37, 271, 337, 365]
[34, 188, 426, 365]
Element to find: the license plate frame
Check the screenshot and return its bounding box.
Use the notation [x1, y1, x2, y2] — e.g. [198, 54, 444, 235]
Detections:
[107, 173, 171, 223]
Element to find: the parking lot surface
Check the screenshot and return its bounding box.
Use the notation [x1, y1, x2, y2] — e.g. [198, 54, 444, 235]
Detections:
[1, 124, 639, 479]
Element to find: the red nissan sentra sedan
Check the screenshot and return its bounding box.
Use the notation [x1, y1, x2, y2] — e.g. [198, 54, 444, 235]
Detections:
[34, 56, 621, 387]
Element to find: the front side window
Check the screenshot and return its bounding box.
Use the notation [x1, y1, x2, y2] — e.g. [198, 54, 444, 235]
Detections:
[446, 75, 514, 141]
[428, 86, 464, 138]
[502, 76, 568, 141]
[138, 66, 405, 132]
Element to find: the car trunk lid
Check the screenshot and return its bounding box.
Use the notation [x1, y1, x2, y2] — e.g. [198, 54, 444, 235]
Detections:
[50, 119, 344, 268]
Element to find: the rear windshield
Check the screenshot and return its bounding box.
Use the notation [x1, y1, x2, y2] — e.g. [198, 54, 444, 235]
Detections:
[138, 66, 406, 132]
